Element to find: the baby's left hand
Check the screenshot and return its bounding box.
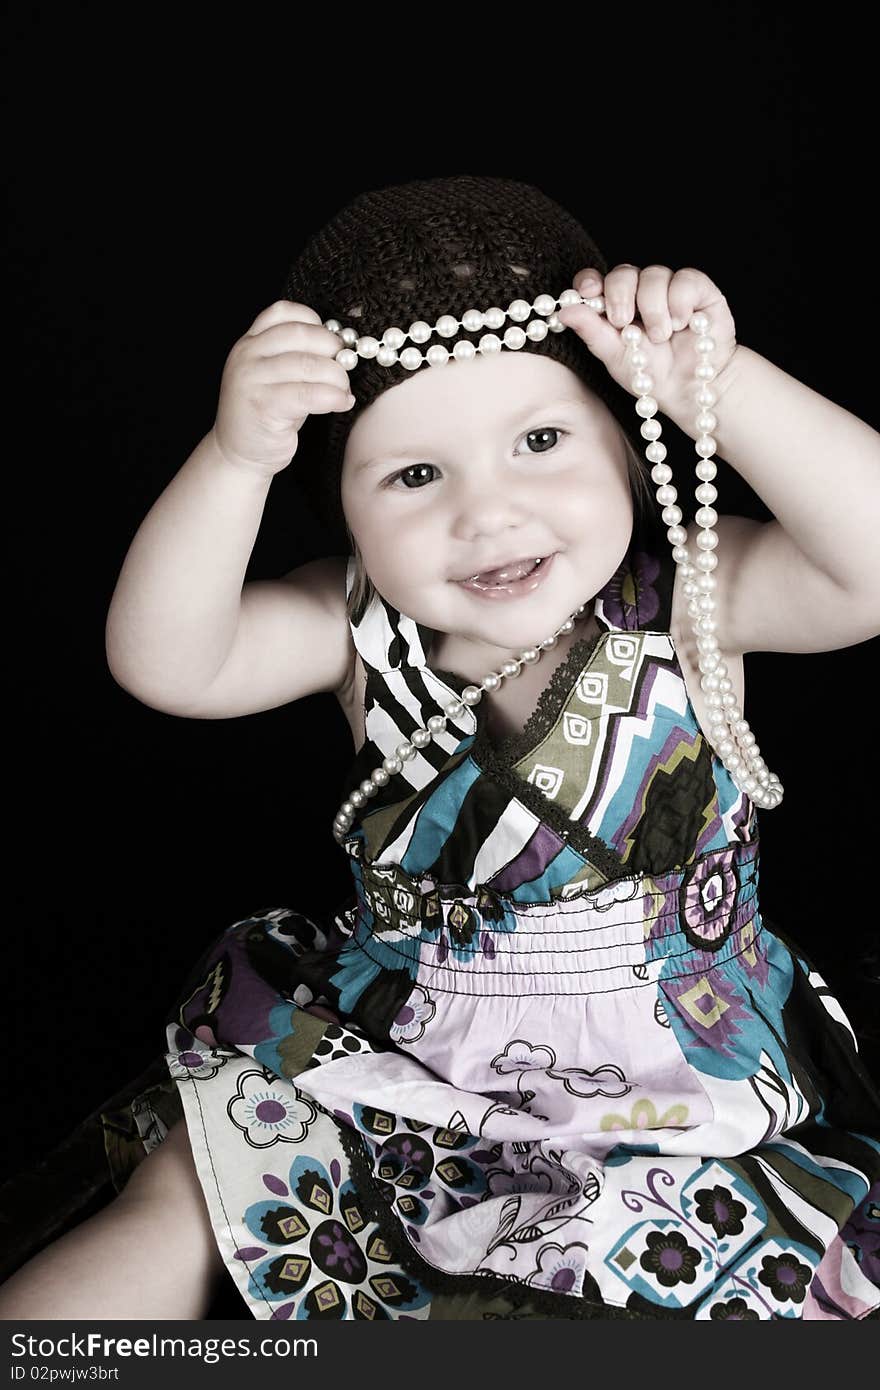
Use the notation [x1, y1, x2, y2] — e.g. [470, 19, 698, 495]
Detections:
[556, 265, 738, 421]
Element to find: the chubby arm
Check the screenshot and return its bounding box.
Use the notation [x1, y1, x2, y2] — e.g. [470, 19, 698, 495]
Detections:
[667, 346, 880, 655]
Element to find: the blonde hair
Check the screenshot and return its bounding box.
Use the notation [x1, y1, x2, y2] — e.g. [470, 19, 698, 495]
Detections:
[344, 427, 654, 625]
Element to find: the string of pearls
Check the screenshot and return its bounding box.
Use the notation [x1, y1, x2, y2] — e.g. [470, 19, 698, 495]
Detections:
[327, 289, 783, 844]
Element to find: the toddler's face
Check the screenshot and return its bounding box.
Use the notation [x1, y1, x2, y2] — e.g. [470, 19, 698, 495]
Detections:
[340, 352, 633, 666]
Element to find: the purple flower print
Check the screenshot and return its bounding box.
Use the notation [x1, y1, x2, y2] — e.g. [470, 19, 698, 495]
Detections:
[640, 1229, 701, 1288]
[678, 848, 738, 951]
[602, 550, 661, 630]
[389, 985, 436, 1045]
[694, 1185, 747, 1239]
[757, 1252, 813, 1304]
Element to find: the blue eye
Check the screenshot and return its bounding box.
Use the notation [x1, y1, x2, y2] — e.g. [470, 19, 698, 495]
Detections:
[385, 426, 568, 490]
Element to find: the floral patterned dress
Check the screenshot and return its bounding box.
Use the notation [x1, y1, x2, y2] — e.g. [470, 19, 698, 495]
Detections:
[124, 512, 880, 1321]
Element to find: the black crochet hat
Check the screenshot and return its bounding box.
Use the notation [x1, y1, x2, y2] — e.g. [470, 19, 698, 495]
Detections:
[281, 174, 644, 551]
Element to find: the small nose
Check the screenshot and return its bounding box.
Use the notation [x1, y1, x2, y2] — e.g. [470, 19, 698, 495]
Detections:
[449, 464, 533, 540]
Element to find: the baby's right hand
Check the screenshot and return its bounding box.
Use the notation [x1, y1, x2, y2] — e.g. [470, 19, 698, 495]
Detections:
[211, 300, 355, 476]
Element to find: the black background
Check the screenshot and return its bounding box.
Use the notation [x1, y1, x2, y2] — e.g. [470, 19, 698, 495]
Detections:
[5, 10, 878, 1185]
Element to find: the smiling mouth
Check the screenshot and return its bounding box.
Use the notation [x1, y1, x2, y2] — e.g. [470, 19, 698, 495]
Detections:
[460, 556, 548, 586]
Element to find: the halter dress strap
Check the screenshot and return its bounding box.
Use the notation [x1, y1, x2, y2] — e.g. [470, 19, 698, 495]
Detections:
[343, 559, 480, 801]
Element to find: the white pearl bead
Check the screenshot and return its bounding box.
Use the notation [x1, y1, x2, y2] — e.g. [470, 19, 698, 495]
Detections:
[462, 309, 484, 331]
[481, 674, 501, 692]
[409, 321, 432, 344]
[558, 289, 582, 307]
[691, 312, 710, 333]
[526, 320, 549, 341]
[324, 319, 341, 332]
[667, 525, 687, 546]
[350, 790, 365, 808]
[662, 505, 683, 526]
[672, 546, 689, 565]
[383, 755, 403, 775]
[377, 345, 398, 367]
[453, 341, 477, 361]
[655, 485, 677, 505]
[479, 334, 502, 354]
[426, 715, 447, 734]
[532, 294, 557, 317]
[372, 767, 390, 785]
[695, 336, 716, 355]
[696, 552, 718, 571]
[504, 326, 527, 350]
[400, 347, 422, 371]
[383, 327, 406, 350]
[340, 327, 358, 346]
[633, 372, 654, 394]
[483, 307, 506, 329]
[622, 325, 642, 344]
[695, 482, 718, 505]
[696, 529, 719, 551]
[341, 801, 355, 817]
[718, 676, 732, 692]
[396, 742, 416, 761]
[695, 506, 718, 528]
[520, 649, 540, 664]
[361, 778, 378, 796]
[410, 729, 432, 748]
[426, 345, 450, 367]
[696, 572, 716, 592]
[697, 411, 718, 433]
[696, 362, 717, 381]
[356, 336, 381, 358]
[635, 396, 659, 418]
[336, 348, 359, 370]
[539, 636, 558, 650]
[462, 685, 483, 705]
[501, 660, 522, 678]
[444, 700, 465, 719]
[436, 315, 459, 338]
[650, 462, 672, 484]
[558, 618, 575, 634]
[696, 461, 717, 481]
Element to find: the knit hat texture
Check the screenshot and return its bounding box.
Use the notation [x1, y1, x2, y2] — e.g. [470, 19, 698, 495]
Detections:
[281, 174, 641, 551]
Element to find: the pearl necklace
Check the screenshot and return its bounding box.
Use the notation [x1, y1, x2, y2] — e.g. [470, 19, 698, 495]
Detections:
[328, 289, 783, 844]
